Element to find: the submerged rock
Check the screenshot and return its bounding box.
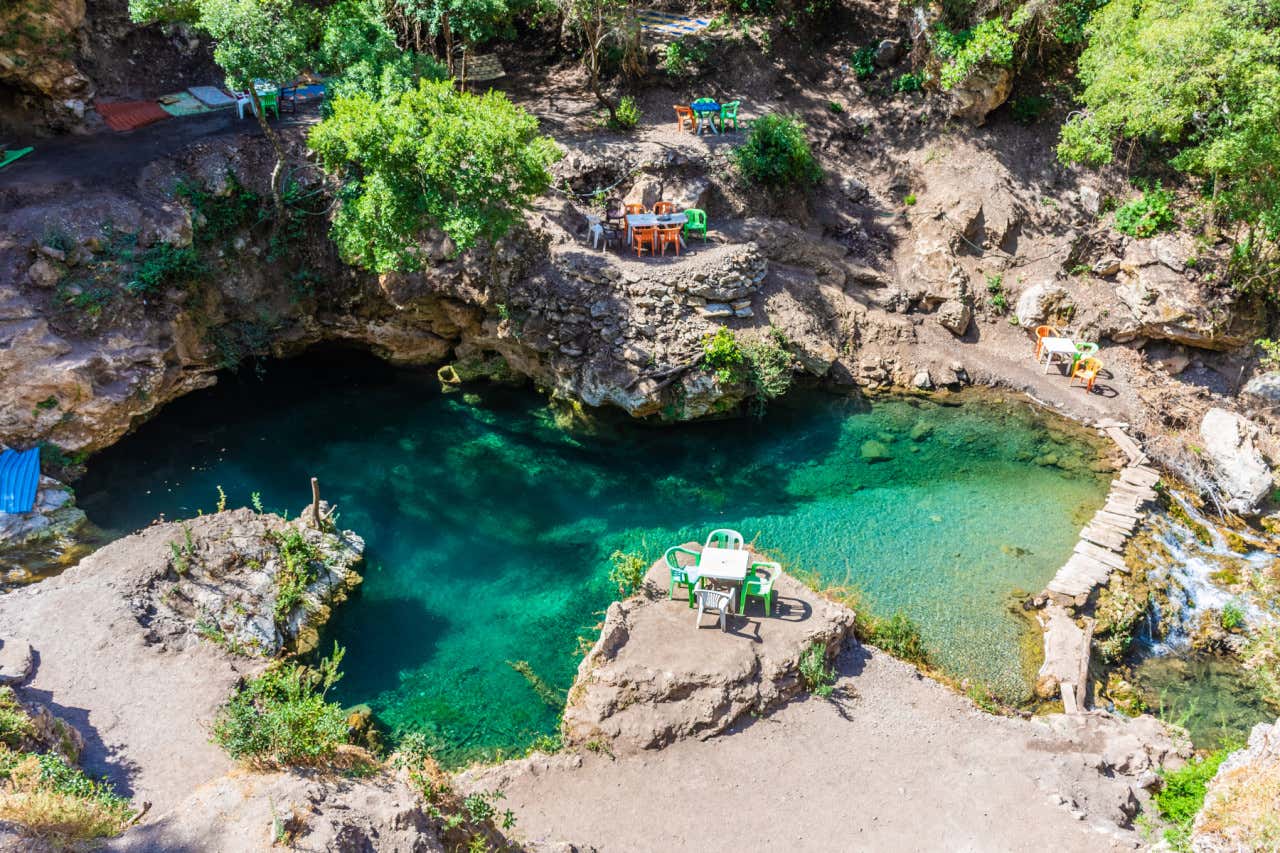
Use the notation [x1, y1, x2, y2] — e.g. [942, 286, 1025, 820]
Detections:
[561, 551, 856, 752]
[860, 439, 893, 462]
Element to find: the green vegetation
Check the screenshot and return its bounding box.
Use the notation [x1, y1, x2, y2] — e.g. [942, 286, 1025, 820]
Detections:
[1114, 185, 1176, 238]
[933, 14, 1022, 90]
[1220, 601, 1245, 631]
[1010, 94, 1051, 124]
[211, 644, 349, 765]
[506, 660, 563, 708]
[798, 642, 836, 697]
[559, 0, 640, 125]
[309, 78, 558, 273]
[663, 37, 711, 75]
[0, 690, 134, 842]
[985, 273, 1008, 314]
[700, 327, 746, 384]
[1243, 622, 1280, 708]
[608, 549, 647, 597]
[700, 328, 796, 410]
[851, 45, 876, 79]
[893, 71, 924, 93]
[731, 114, 822, 188]
[1254, 337, 1280, 370]
[863, 611, 931, 666]
[609, 94, 641, 130]
[1058, 0, 1280, 284]
[268, 527, 322, 626]
[1153, 746, 1235, 851]
[393, 734, 516, 847]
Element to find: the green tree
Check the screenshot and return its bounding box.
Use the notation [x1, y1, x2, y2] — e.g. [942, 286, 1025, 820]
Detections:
[130, 0, 318, 216]
[1059, 0, 1280, 283]
[319, 0, 448, 99]
[558, 0, 640, 125]
[308, 78, 560, 273]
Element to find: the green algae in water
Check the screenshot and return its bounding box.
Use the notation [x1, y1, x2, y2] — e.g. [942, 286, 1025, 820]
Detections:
[1132, 655, 1276, 749]
[74, 349, 1110, 764]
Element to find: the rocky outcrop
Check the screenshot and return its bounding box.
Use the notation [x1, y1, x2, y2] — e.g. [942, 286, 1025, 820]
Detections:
[105, 769, 445, 853]
[1016, 281, 1073, 328]
[1113, 236, 1263, 350]
[1199, 407, 1274, 515]
[0, 0, 93, 130]
[1192, 717, 1280, 853]
[947, 65, 1013, 125]
[561, 551, 856, 752]
[0, 472, 88, 584]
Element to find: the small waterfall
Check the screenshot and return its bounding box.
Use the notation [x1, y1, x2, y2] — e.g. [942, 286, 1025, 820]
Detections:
[1139, 493, 1275, 653]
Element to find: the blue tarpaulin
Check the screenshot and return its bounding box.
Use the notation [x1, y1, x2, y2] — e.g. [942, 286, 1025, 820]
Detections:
[0, 448, 40, 514]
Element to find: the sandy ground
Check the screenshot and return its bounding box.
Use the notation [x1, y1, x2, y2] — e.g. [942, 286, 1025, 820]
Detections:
[466, 646, 1144, 853]
[0, 524, 254, 815]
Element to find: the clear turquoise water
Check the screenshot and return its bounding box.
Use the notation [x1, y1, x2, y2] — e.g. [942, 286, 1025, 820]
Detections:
[75, 348, 1110, 763]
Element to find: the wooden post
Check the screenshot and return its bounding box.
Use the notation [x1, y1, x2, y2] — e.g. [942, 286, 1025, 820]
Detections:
[310, 477, 321, 528]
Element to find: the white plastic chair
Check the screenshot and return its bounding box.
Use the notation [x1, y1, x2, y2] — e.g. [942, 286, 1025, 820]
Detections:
[234, 91, 253, 120]
[704, 528, 744, 550]
[694, 588, 733, 631]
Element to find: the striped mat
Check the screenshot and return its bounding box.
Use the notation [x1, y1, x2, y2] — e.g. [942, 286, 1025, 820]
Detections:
[95, 100, 171, 132]
[188, 85, 237, 108]
[638, 10, 711, 37]
[0, 448, 40, 514]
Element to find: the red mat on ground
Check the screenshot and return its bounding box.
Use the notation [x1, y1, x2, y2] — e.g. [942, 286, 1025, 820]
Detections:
[95, 100, 171, 132]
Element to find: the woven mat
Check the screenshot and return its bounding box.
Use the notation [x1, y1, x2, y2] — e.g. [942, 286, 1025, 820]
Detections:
[188, 85, 237, 108]
[95, 100, 171, 132]
[638, 10, 711, 37]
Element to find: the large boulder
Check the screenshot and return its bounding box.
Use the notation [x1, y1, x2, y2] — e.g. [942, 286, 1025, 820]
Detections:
[561, 548, 856, 752]
[936, 299, 972, 336]
[0, 0, 94, 129]
[1243, 372, 1280, 405]
[1113, 239, 1263, 350]
[947, 65, 1013, 125]
[1016, 281, 1073, 327]
[1199, 408, 1274, 515]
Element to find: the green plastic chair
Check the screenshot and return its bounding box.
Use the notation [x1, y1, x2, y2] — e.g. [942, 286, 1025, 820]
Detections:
[665, 544, 700, 605]
[683, 209, 708, 242]
[1072, 341, 1098, 370]
[704, 528, 744, 550]
[719, 100, 741, 132]
[740, 561, 780, 615]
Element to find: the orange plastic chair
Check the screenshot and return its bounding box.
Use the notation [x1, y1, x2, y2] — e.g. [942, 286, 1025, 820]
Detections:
[633, 226, 657, 257]
[653, 201, 675, 215]
[1034, 325, 1058, 358]
[1070, 357, 1102, 392]
[658, 224, 682, 256]
[625, 203, 647, 214]
[674, 105, 697, 133]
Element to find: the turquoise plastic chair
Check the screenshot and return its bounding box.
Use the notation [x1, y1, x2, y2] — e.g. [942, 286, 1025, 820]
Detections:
[1071, 341, 1098, 371]
[740, 561, 780, 615]
[665, 544, 700, 605]
[683, 208, 707, 242]
[704, 528, 744, 550]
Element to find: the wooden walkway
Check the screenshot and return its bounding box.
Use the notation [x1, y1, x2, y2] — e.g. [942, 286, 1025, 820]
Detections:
[1036, 420, 1158, 712]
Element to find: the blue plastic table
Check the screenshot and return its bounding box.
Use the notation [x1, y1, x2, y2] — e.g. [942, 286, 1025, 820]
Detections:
[691, 101, 720, 135]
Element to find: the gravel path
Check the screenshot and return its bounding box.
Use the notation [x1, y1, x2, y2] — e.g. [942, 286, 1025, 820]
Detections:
[465, 647, 1144, 852]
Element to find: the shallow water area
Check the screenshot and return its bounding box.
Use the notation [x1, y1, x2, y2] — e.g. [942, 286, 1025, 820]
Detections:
[75, 348, 1111, 763]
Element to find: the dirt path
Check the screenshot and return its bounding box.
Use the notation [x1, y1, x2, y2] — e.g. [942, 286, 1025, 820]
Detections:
[0, 522, 255, 815]
[464, 647, 1146, 852]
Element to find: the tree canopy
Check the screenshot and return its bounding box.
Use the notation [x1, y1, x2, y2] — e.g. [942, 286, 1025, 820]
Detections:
[308, 78, 560, 273]
[1059, 0, 1280, 243]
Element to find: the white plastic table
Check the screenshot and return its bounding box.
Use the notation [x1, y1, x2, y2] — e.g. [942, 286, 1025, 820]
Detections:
[689, 547, 750, 586]
[1040, 337, 1076, 373]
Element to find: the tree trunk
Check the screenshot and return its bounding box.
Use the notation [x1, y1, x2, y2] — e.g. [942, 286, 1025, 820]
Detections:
[250, 88, 286, 223]
[443, 12, 454, 76]
[585, 35, 617, 124]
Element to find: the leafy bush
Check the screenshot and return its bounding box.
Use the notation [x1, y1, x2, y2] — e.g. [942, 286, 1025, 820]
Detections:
[0, 688, 33, 749]
[211, 645, 349, 765]
[933, 16, 1020, 90]
[893, 72, 924, 93]
[0, 748, 135, 841]
[741, 329, 795, 405]
[175, 175, 263, 245]
[126, 242, 204, 294]
[1154, 747, 1234, 849]
[609, 94, 640, 131]
[1114, 186, 1175, 237]
[798, 642, 836, 697]
[608, 549, 647, 598]
[1220, 602, 1245, 631]
[663, 37, 710, 75]
[986, 273, 1008, 313]
[310, 78, 559, 273]
[851, 45, 876, 79]
[701, 327, 747, 384]
[269, 527, 321, 627]
[1256, 337, 1280, 370]
[731, 114, 822, 189]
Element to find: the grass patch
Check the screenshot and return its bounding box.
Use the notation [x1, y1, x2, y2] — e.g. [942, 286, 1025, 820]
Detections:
[211, 644, 349, 766]
[394, 734, 517, 846]
[1153, 746, 1235, 850]
[0, 749, 135, 842]
[799, 642, 836, 697]
[268, 527, 323, 628]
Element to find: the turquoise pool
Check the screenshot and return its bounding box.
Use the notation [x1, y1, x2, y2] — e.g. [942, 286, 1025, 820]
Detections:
[76, 348, 1111, 763]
